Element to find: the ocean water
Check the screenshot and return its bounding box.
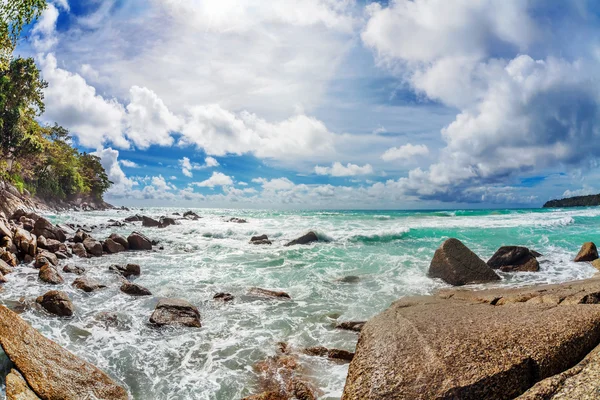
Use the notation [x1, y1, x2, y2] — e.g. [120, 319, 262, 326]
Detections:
[1, 206, 599, 399]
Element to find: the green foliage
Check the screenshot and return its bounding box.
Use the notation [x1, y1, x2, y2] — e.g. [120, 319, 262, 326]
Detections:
[0, 0, 47, 70]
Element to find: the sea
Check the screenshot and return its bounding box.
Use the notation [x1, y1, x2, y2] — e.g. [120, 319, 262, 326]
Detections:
[1, 206, 598, 399]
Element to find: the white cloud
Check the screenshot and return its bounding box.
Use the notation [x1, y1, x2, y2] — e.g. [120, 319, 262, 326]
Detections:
[194, 171, 234, 187]
[314, 162, 374, 177]
[562, 186, 598, 198]
[252, 177, 296, 191]
[204, 156, 219, 167]
[178, 156, 220, 177]
[52, 0, 70, 12]
[92, 148, 136, 197]
[120, 160, 139, 168]
[179, 157, 193, 178]
[381, 144, 429, 162]
[31, 4, 59, 52]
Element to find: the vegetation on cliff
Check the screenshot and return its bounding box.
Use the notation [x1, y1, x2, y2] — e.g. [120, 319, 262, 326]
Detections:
[543, 194, 600, 208]
[0, 0, 112, 203]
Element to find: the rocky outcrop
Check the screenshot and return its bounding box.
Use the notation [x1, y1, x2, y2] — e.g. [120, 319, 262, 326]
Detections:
[35, 291, 74, 317]
[142, 216, 160, 227]
[127, 232, 152, 250]
[0, 305, 127, 399]
[342, 277, 600, 400]
[109, 263, 141, 278]
[120, 282, 152, 296]
[574, 242, 599, 262]
[38, 264, 64, 284]
[32, 217, 66, 242]
[487, 246, 540, 272]
[251, 235, 272, 245]
[544, 194, 600, 208]
[428, 238, 501, 286]
[284, 232, 319, 247]
[149, 298, 201, 327]
[248, 287, 291, 299]
[103, 238, 125, 254]
[73, 277, 106, 292]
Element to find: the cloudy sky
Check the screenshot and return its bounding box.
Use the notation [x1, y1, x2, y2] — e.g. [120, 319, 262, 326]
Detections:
[16, 0, 600, 209]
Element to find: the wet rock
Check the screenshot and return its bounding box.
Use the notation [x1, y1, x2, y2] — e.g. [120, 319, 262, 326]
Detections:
[575, 242, 599, 262]
[0, 305, 127, 399]
[13, 227, 37, 258]
[35, 291, 73, 317]
[33, 217, 66, 242]
[120, 282, 152, 296]
[6, 368, 40, 400]
[63, 265, 85, 275]
[127, 231, 152, 251]
[159, 217, 177, 228]
[228, 217, 247, 223]
[109, 233, 129, 250]
[73, 229, 90, 243]
[592, 259, 600, 270]
[39, 264, 64, 284]
[0, 258, 14, 275]
[487, 246, 540, 272]
[183, 211, 201, 220]
[124, 214, 143, 222]
[327, 349, 354, 361]
[335, 321, 365, 332]
[35, 249, 58, 266]
[0, 217, 12, 240]
[250, 234, 272, 245]
[284, 232, 319, 247]
[41, 238, 67, 254]
[83, 238, 103, 257]
[338, 275, 360, 283]
[214, 292, 234, 302]
[56, 223, 76, 237]
[71, 242, 88, 258]
[20, 217, 35, 231]
[149, 298, 201, 327]
[109, 263, 141, 278]
[55, 251, 69, 260]
[428, 238, 501, 286]
[0, 249, 17, 267]
[103, 238, 125, 254]
[72, 277, 106, 293]
[142, 216, 160, 227]
[248, 287, 291, 299]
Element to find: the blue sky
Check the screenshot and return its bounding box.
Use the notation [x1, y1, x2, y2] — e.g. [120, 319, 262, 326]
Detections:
[15, 0, 600, 209]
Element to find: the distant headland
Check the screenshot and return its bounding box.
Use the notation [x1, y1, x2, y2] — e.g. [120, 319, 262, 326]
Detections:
[543, 194, 600, 208]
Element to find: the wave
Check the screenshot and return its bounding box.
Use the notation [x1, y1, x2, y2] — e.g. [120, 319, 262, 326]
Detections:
[373, 215, 391, 220]
[348, 228, 410, 244]
[536, 216, 575, 227]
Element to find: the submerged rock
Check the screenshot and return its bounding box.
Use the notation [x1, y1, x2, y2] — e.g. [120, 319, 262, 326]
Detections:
[36, 291, 73, 317]
[228, 217, 247, 223]
[109, 263, 141, 278]
[39, 264, 64, 285]
[487, 246, 540, 272]
[214, 292, 234, 302]
[284, 232, 319, 247]
[338, 276, 360, 283]
[248, 287, 291, 299]
[120, 282, 152, 296]
[250, 234, 272, 245]
[127, 232, 152, 251]
[149, 298, 201, 328]
[575, 242, 599, 262]
[0, 305, 127, 399]
[159, 217, 177, 228]
[72, 277, 106, 293]
[303, 346, 354, 362]
[183, 211, 201, 220]
[428, 238, 501, 286]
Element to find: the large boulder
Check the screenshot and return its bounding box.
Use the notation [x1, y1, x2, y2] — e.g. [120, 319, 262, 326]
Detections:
[72, 277, 106, 293]
[575, 242, 599, 262]
[109, 263, 141, 278]
[35, 291, 74, 317]
[35, 250, 58, 267]
[120, 282, 152, 296]
[0, 217, 12, 240]
[83, 238, 103, 257]
[149, 298, 201, 327]
[109, 233, 129, 250]
[0, 305, 127, 399]
[248, 287, 291, 299]
[488, 246, 540, 272]
[38, 264, 64, 284]
[71, 242, 88, 258]
[124, 214, 143, 222]
[103, 238, 125, 254]
[73, 229, 90, 244]
[0, 259, 14, 275]
[159, 217, 177, 228]
[284, 232, 319, 247]
[32, 217, 66, 242]
[127, 232, 152, 251]
[0, 249, 18, 267]
[342, 278, 600, 400]
[428, 238, 501, 286]
[142, 216, 160, 227]
[63, 265, 85, 275]
[13, 227, 37, 258]
[40, 237, 67, 254]
[6, 368, 40, 400]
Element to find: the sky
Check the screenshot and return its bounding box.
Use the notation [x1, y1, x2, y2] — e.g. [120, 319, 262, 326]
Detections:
[14, 0, 600, 209]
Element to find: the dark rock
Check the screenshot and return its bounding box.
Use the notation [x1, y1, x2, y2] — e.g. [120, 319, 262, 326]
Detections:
[120, 282, 152, 296]
[142, 216, 160, 227]
[109, 263, 141, 278]
[33, 217, 66, 242]
[183, 211, 201, 220]
[0, 304, 127, 398]
[127, 232, 152, 251]
[103, 238, 125, 254]
[575, 242, 599, 262]
[73, 229, 90, 243]
[124, 214, 143, 222]
[83, 238, 103, 257]
[328, 349, 354, 361]
[284, 231, 319, 247]
[338, 276, 360, 283]
[0, 249, 17, 267]
[335, 321, 365, 332]
[63, 265, 85, 275]
[0, 217, 12, 240]
[13, 227, 37, 258]
[109, 233, 129, 250]
[214, 292, 234, 302]
[36, 249, 58, 266]
[71, 242, 88, 258]
[159, 217, 177, 228]
[228, 217, 247, 223]
[72, 277, 106, 293]
[54, 251, 69, 260]
[39, 265, 64, 284]
[149, 298, 201, 327]
[0, 259, 13, 275]
[35, 291, 73, 317]
[428, 238, 501, 286]
[248, 287, 291, 299]
[487, 246, 540, 272]
[41, 238, 67, 254]
[250, 234, 272, 245]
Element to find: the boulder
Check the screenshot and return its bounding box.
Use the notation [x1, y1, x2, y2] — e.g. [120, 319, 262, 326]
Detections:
[127, 232, 152, 250]
[103, 238, 125, 254]
[35, 250, 58, 267]
[593, 259, 600, 271]
[109, 233, 129, 250]
[284, 232, 319, 247]
[214, 292, 234, 302]
[0, 249, 17, 267]
[335, 321, 365, 332]
[83, 238, 103, 257]
[575, 242, 599, 262]
[71, 242, 88, 258]
[250, 234, 272, 245]
[13, 227, 37, 258]
[56, 223, 76, 237]
[0, 305, 127, 399]
[32, 217, 66, 242]
[120, 282, 152, 296]
[41, 238, 67, 254]
[20, 217, 35, 231]
[63, 265, 85, 275]
[35, 291, 73, 317]
[124, 214, 143, 222]
[427, 238, 501, 286]
[242, 392, 286, 400]
[342, 277, 600, 400]
[0, 258, 14, 275]
[72, 277, 106, 293]
[6, 368, 40, 400]
[55, 251, 69, 260]
[487, 246, 540, 272]
[150, 298, 201, 327]
[109, 263, 141, 278]
[338, 276, 360, 283]
[0, 217, 12, 240]
[248, 287, 291, 299]
[159, 217, 177, 228]
[228, 217, 247, 223]
[183, 211, 201, 220]
[39, 264, 64, 285]
[142, 216, 160, 227]
[73, 229, 90, 243]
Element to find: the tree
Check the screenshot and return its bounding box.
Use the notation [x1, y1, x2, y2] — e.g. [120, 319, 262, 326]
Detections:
[0, 0, 47, 70]
[79, 153, 112, 200]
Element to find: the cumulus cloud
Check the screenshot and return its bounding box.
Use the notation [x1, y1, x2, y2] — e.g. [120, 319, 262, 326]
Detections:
[252, 177, 296, 191]
[120, 160, 139, 168]
[31, 4, 59, 52]
[381, 144, 429, 162]
[194, 172, 234, 187]
[52, 0, 70, 11]
[179, 156, 220, 177]
[314, 162, 374, 177]
[91, 148, 136, 197]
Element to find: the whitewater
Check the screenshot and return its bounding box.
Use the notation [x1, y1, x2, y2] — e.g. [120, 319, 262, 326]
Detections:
[1, 206, 599, 399]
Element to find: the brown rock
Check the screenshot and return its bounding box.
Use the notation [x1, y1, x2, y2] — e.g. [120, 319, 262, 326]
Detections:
[248, 287, 291, 299]
[592, 259, 600, 271]
[242, 392, 287, 400]
[127, 232, 152, 251]
[159, 217, 177, 228]
[109, 233, 129, 250]
[6, 369, 40, 400]
[33, 217, 66, 242]
[213, 292, 234, 302]
[41, 238, 67, 254]
[35, 250, 58, 267]
[83, 238, 103, 257]
[63, 265, 85, 275]
[73, 229, 90, 243]
[0, 258, 14, 275]
[335, 321, 366, 332]
[1, 249, 18, 267]
[103, 238, 125, 254]
[35, 291, 73, 317]
[109, 263, 141, 278]
[38, 264, 64, 284]
[13, 227, 37, 258]
[328, 349, 354, 361]
[0, 217, 13, 240]
[284, 232, 318, 246]
[72, 277, 106, 292]
[149, 298, 201, 327]
[575, 242, 599, 262]
[487, 246, 540, 272]
[142, 216, 160, 227]
[120, 282, 152, 296]
[124, 214, 143, 222]
[428, 238, 501, 286]
[250, 234, 272, 245]
[0, 305, 127, 399]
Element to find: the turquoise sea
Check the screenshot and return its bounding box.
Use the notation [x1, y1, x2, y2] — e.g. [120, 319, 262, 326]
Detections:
[1, 206, 598, 399]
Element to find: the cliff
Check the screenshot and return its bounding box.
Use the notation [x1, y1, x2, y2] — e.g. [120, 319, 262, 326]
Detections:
[543, 194, 600, 208]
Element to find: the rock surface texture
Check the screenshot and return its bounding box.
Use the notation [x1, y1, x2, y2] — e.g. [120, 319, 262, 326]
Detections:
[487, 246, 540, 272]
[342, 277, 600, 400]
[574, 242, 599, 262]
[149, 298, 201, 327]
